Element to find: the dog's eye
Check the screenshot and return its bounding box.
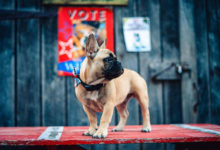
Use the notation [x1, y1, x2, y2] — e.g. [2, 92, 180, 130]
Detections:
[103, 53, 116, 62]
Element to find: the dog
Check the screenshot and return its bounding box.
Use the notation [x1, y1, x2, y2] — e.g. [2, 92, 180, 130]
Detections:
[75, 33, 151, 138]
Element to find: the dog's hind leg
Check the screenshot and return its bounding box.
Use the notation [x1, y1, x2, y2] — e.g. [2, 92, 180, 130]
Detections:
[112, 96, 130, 132]
[135, 91, 151, 132]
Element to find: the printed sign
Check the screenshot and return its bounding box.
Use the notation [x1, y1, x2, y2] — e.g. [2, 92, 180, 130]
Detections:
[58, 7, 114, 76]
[123, 17, 151, 52]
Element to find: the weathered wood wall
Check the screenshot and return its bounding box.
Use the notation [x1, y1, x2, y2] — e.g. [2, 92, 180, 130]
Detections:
[0, 0, 219, 149]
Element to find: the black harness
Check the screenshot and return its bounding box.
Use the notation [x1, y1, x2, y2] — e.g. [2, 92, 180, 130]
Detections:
[73, 69, 104, 91]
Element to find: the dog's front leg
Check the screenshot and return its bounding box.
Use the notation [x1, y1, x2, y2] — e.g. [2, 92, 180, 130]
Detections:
[93, 102, 114, 138]
[82, 105, 98, 136]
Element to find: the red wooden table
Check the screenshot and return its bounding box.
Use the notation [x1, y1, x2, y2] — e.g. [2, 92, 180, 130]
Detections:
[0, 124, 219, 149]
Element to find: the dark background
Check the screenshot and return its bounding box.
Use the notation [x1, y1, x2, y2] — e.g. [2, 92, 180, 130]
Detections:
[0, 0, 219, 149]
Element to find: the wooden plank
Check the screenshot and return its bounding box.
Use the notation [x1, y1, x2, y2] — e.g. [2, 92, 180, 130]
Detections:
[16, 1, 40, 126]
[137, 0, 164, 150]
[115, 0, 140, 150]
[0, 0, 14, 9]
[161, 0, 182, 124]
[179, 0, 197, 123]
[17, 0, 40, 10]
[41, 7, 66, 126]
[66, 78, 89, 126]
[0, 124, 220, 146]
[207, 0, 220, 124]
[0, 0, 15, 127]
[194, 0, 211, 123]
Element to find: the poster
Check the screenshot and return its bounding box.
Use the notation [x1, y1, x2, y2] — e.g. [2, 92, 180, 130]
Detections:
[123, 17, 151, 52]
[58, 7, 114, 76]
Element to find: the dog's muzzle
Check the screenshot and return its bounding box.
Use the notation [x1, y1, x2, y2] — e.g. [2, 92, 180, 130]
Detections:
[103, 60, 124, 80]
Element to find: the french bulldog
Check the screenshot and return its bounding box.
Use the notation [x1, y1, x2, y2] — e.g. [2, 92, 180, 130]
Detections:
[75, 33, 151, 138]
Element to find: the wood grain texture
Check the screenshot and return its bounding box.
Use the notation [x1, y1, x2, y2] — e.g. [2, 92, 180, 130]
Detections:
[194, 0, 211, 123]
[179, 0, 197, 123]
[0, 0, 14, 9]
[66, 77, 89, 126]
[16, 2, 41, 126]
[161, 0, 182, 124]
[41, 8, 66, 126]
[17, 0, 40, 10]
[207, 0, 220, 125]
[0, 0, 15, 126]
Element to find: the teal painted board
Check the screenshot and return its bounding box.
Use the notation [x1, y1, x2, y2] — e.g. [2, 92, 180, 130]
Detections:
[17, 0, 40, 10]
[0, 0, 14, 9]
[207, 0, 220, 124]
[41, 11, 66, 126]
[179, 0, 197, 123]
[0, 21, 15, 126]
[16, 18, 41, 126]
[160, 0, 182, 124]
[194, 0, 211, 123]
[0, 0, 15, 126]
[16, 0, 41, 126]
[67, 77, 89, 126]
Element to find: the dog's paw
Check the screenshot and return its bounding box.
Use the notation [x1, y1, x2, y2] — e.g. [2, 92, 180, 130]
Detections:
[112, 126, 123, 132]
[83, 127, 97, 136]
[92, 129, 108, 138]
[141, 126, 152, 132]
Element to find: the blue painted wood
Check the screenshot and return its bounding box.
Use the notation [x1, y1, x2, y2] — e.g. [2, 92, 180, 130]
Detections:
[67, 77, 89, 126]
[41, 7, 66, 126]
[207, 0, 220, 125]
[194, 0, 211, 123]
[16, 3, 41, 125]
[161, 0, 182, 124]
[17, 0, 40, 10]
[179, 0, 197, 123]
[0, 0, 14, 9]
[0, 0, 15, 127]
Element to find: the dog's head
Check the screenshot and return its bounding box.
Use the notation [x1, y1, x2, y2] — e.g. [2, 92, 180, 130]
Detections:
[82, 33, 124, 84]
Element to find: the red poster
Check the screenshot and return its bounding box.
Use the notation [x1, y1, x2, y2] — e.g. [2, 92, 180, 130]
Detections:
[58, 7, 114, 76]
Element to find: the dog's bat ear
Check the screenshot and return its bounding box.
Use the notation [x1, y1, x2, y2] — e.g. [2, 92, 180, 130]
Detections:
[100, 40, 106, 49]
[85, 33, 99, 59]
